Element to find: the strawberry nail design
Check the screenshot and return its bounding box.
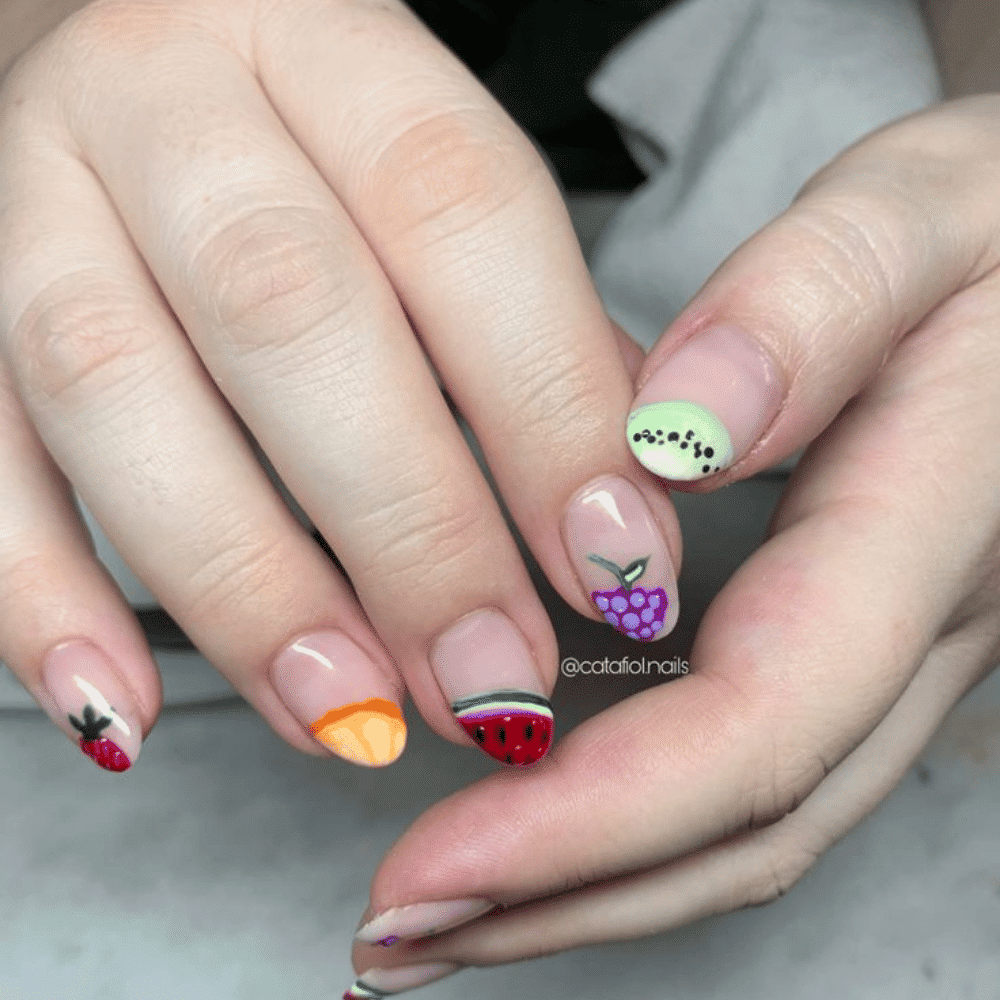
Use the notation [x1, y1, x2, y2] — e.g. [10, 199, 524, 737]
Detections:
[70, 703, 132, 772]
[452, 691, 553, 766]
[588, 554, 669, 642]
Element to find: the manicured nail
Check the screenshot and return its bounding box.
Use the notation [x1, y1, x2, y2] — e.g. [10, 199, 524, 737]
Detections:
[270, 631, 406, 767]
[356, 898, 495, 946]
[41, 640, 142, 772]
[563, 475, 678, 641]
[627, 324, 784, 481]
[342, 963, 461, 999]
[430, 609, 552, 766]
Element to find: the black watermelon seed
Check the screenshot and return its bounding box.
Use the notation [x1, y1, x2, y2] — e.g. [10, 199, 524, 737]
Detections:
[475, 726, 486, 743]
[505, 754, 512, 764]
[541, 730, 549, 743]
[525, 724, 533, 739]
[633, 433, 641, 442]
[497, 727, 506, 744]
[668, 431, 679, 441]
[705, 447, 714, 457]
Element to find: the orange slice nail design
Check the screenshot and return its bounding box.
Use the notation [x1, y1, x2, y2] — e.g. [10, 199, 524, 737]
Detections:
[310, 698, 406, 766]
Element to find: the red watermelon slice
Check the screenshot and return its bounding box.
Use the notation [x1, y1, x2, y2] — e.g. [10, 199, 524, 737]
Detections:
[452, 691, 553, 766]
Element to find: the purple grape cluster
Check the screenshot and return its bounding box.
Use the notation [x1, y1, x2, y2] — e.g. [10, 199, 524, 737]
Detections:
[591, 585, 668, 641]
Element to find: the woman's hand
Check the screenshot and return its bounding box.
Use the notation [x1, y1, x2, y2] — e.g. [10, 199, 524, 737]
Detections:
[0, 0, 677, 770]
[344, 96, 1000, 996]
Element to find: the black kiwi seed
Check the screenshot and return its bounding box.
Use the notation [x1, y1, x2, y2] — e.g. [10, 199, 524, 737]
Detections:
[668, 431, 679, 441]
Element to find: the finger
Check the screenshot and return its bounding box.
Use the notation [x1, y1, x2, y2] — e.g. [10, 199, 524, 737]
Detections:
[252, 2, 682, 651]
[625, 95, 1000, 485]
[0, 66, 406, 767]
[43, 0, 681, 767]
[0, 359, 160, 772]
[350, 265, 1000, 939]
[355, 621, 989, 970]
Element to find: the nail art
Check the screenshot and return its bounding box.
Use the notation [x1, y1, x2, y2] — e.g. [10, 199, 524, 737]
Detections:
[342, 963, 461, 999]
[356, 898, 495, 946]
[626, 401, 733, 480]
[42, 642, 142, 772]
[309, 698, 406, 766]
[451, 691, 553, 766]
[70, 702, 132, 772]
[587, 554, 669, 642]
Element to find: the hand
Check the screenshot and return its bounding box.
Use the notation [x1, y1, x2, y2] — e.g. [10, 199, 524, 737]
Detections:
[343, 96, 1000, 997]
[0, 0, 677, 771]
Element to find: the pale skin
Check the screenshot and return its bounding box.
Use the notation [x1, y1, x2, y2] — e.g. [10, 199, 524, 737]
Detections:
[0, 0, 998, 987]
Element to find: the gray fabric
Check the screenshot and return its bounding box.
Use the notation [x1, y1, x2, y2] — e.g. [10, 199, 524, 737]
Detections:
[588, 0, 942, 350]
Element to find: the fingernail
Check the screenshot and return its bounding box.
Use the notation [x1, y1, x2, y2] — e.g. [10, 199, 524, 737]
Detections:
[627, 324, 784, 481]
[342, 963, 461, 999]
[270, 631, 406, 767]
[356, 898, 495, 945]
[41, 640, 142, 772]
[562, 475, 678, 641]
[430, 609, 553, 766]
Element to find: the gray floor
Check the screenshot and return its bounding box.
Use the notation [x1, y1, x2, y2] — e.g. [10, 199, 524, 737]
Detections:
[2, 197, 999, 999]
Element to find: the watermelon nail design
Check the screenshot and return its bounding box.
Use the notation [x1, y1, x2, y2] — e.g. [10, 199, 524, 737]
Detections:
[70, 703, 132, 772]
[587, 554, 669, 642]
[452, 691, 553, 766]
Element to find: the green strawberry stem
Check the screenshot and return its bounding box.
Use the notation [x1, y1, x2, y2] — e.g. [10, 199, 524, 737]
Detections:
[587, 554, 650, 591]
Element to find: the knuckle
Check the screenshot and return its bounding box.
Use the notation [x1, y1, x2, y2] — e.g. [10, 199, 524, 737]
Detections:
[181, 523, 290, 625]
[357, 476, 486, 591]
[369, 110, 542, 238]
[11, 276, 159, 406]
[193, 208, 365, 357]
[743, 836, 822, 908]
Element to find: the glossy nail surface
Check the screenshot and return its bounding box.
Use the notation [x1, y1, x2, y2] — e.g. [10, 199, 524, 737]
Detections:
[271, 631, 406, 766]
[356, 898, 494, 946]
[342, 963, 461, 999]
[563, 476, 678, 641]
[628, 324, 784, 480]
[430, 609, 552, 765]
[42, 640, 142, 771]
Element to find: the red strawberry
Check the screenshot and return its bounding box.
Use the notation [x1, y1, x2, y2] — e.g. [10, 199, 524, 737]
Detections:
[588, 554, 668, 641]
[453, 692, 553, 766]
[69, 704, 131, 773]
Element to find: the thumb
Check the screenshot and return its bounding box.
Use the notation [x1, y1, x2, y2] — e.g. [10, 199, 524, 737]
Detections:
[624, 97, 1000, 486]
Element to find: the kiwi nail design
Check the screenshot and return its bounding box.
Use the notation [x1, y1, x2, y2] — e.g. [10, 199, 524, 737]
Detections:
[588, 554, 669, 642]
[626, 400, 733, 481]
[451, 691, 553, 766]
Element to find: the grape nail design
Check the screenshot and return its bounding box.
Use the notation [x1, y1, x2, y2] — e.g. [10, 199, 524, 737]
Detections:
[588, 554, 669, 642]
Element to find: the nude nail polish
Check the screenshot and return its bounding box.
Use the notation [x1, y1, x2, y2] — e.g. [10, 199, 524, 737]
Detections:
[342, 963, 461, 999]
[355, 898, 494, 946]
[41, 640, 142, 771]
[563, 476, 678, 641]
[271, 631, 406, 766]
[430, 609, 552, 766]
[627, 324, 784, 481]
